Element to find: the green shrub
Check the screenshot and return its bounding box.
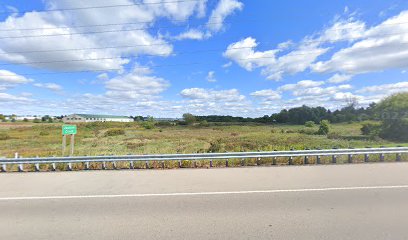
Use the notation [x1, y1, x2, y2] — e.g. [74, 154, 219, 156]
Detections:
[33, 118, 40, 123]
[142, 121, 155, 129]
[361, 122, 381, 136]
[199, 120, 209, 127]
[39, 131, 49, 136]
[0, 132, 10, 140]
[104, 128, 125, 137]
[317, 120, 330, 135]
[304, 121, 315, 127]
[298, 128, 316, 135]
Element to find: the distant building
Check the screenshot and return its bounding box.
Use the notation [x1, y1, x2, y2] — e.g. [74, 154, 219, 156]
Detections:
[62, 114, 133, 123]
[15, 115, 42, 121]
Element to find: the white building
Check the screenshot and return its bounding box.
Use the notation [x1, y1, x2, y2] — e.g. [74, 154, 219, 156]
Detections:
[15, 115, 42, 121]
[63, 114, 133, 123]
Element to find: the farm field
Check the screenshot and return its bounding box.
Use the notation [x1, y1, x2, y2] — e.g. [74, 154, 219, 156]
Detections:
[0, 121, 406, 159]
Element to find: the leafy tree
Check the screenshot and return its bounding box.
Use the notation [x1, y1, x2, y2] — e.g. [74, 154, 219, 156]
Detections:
[376, 93, 408, 141]
[317, 120, 331, 135]
[23, 118, 29, 122]
[183, 113, 196, 125]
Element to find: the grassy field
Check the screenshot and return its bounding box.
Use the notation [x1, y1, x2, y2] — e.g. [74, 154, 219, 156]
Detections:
[0, 121, 406, 159]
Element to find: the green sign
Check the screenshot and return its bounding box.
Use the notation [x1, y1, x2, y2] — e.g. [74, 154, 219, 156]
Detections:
[62, 125, 77, 135]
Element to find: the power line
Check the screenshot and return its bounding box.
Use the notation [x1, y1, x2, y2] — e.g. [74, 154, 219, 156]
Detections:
[3, 40, 408, 67]
[0, 41, 405, 77]
[0, 0, 203, 15]
[1, 17, 408, 33]
[0, 20, 227, 40]
[0, 30, 407, 58]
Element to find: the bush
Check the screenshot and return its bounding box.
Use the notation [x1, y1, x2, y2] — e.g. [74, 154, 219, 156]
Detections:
[199, 120, 209, 127]
[104, 128, 125, 137]
[304, 121, 315, 127]
[33, 118, 40, 123]
[142, 121, 155, 129]
[23, 118, 29, 122]
[317, 120, 330, 135]
[0, 132, 10, 140]
[361, 122, 381, 136]
[39, 131, 49, 136]
[298, 128, 316, 135]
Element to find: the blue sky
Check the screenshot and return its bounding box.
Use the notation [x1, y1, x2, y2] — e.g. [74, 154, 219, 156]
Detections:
[0, 0, 408, 117]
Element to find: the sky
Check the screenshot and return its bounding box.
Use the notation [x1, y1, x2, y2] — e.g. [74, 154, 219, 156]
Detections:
[0, 0, 408, 117]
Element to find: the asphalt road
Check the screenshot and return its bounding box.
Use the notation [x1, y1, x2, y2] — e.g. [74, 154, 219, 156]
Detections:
[1, 163, 408, 240]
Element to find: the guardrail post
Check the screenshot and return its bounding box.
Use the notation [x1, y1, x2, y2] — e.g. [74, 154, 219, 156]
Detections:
[1, 164, 6, 172]
[272, 157, 277, 165]
[102, 161, 106, 170]
[113, 161, 117, 169]
[194, 161, 197, 168]
[18, 164, 24, 172]
[288, 156, 293, 165]
[67, 162, 72, 171]
[35, 163, 40, 172]
[129, 161, 134, 169]
[178, 160, 182, 168]
[225, 159, 229, 167]
[332, 155, 337, 164]
[396, 153, 402, 162]
[85, 161, 90, 170]
[304, 156, 309, 165]
[51, 163, 56, 171]
[145, 161, 149, 169]
[241, 158, 245, 166]
[161, 161, 165, 169]
[209, 160, 213, 168]
[348, 154, 353, 164]
[257, 157, 261, 166]
[316, 155, 321, 164]
[380, 153, 385, 162]
[364, 154, 369, 163]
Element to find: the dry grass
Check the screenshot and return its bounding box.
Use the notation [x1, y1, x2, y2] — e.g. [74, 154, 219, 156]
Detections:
[0, 121, 405, 158]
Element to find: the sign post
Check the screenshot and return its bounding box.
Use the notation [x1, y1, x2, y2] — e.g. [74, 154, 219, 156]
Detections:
[62, 125, 77, 156]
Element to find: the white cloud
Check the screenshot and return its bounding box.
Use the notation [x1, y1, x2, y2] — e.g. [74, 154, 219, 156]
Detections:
[356, 81, 408, 95]
[33, 82, 62, 91]
[0, 93, 32, 103]
[0, 70, 32, 91]
[224, 37, 328, 80]
[222, 61, 232, 68]
[0, 0, 216, 71]
[0, 70, 32, 84]
[250, 89, 281, 101]
[207, 0, 243, 33]
[180, 88, 251, 115]
[278, 80, 325, 91]
[206, 71, 216, 82]
[312, 11, 408, 74]
[173, 29, 206, 40]
[327, 73, 353, 83]
[105, 66, 169, 100]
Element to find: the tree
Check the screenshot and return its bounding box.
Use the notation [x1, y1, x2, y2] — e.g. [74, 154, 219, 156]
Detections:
[317, 120, 330, 135]
[376, 93, 408, 141]
[0, 114, 5, 121]
[183, 113, 196, 125]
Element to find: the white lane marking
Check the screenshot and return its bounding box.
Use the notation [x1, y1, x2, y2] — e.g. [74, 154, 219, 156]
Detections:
[0, 185, 407, 201]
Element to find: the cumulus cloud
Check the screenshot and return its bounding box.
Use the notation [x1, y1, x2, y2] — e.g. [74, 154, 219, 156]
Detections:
[173, 29, 206, 40]
[0, 69, 32, 91]
[278, 80, 325, 91]
[250, 89, 281, 101]
[356, 81, 408, 95]
[33, 82, 62, 91]
[207, 0, 243, 33]
[0, 0, 216, 71]
[223, 37, 328, 80]
[327, 73, 353, 83]
[206, 71, 216, 82]
[312, 11, 408, 74]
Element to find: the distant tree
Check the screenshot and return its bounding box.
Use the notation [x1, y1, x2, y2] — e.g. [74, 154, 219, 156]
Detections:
[48, 118, 53, 123]
[376, 93, 408, 141]
[183, 113, 196, 125]
[0, 114, 5, 121]
[317, 120, 331, 135]
[23, 118, 29, 122]
[33, 118, 40, 123]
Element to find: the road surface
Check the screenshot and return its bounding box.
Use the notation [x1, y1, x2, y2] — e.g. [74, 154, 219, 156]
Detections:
[1, 163, 408, 239]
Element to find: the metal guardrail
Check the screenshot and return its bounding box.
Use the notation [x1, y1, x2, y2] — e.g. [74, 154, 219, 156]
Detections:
[0, 147, 407, 172]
